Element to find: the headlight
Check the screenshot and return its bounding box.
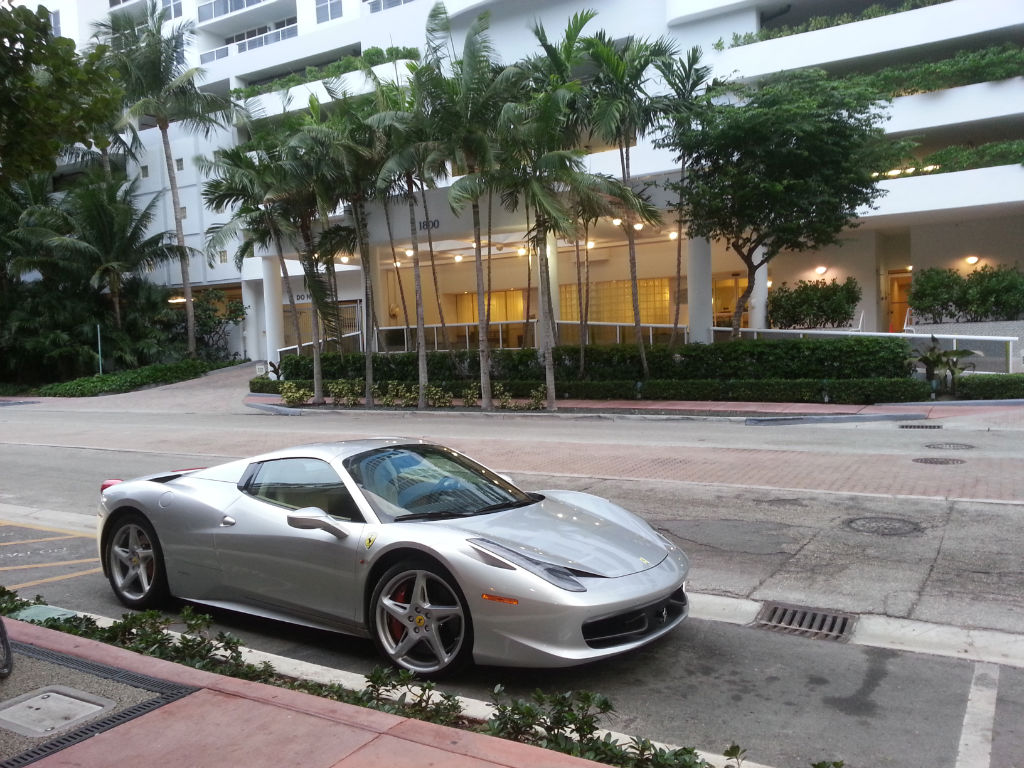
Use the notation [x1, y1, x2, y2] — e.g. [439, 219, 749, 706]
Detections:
[468, 538, 586, 592]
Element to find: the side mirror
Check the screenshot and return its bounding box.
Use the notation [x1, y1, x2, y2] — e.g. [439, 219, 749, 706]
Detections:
[287, 508, 350, 540]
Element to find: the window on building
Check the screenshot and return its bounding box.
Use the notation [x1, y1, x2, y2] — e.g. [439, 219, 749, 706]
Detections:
[218, 250, 229, 264]
[316, 0, 342, 23]
[49, 10, 61, 37]
[175, 158, 184, 171]
[140, 165, 149, 179]
[180, 206, 187, 219]
[162, 0, 183, 18]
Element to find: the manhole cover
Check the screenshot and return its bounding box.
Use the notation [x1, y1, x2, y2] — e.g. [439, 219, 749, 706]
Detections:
[753, 603, 854, 641]
[925, 443, 975, 450]
[844, 516, 923, 536]
[913, 457, 966, 465]
[0, 687, 116, 738]
[899, 423, 942, 429]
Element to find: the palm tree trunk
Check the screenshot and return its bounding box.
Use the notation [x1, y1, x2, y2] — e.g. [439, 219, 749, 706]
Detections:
[523, 205, 533, 349]
[355, 199, 375, 407]
[418, 181, 449, 349]
[471, 200, 492, 410]
[670, 163, 686, 348]
[619, 139, 648, 378]
[159, 123, 195, 357]
[406, 177, 427, 409]
[535, 219, 556, 411]
[299, 220, 325, 405]
[274, 236, 304, 360]
[575, 236, 584, 373]
[383, 197, 411, 347]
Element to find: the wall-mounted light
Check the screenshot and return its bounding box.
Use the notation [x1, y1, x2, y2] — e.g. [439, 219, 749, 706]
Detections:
[340, 255, 350, 264]
[815, 265, 828, 275]
[586, 241, 595, 249]
[517, 247, 527, 256]
[668, 231, 679, 240]
[454, 254, 463, 262]
[766, 280, 773, 288]
[393, 260, 401, 268]
[611, 218, 622, 227]
[633, 222, 643, 231]
[404, 249, 414, 257]
[907, 265, 913, 272]
[965, 255, 980, 265]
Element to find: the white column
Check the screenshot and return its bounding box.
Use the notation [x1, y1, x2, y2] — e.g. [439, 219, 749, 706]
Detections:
[260, 255, 284, 364]
[241, 279, 262, 362]
[749, 247, 769, 329]
[687, 237, 713, 344]
[546, 230, 561, 340]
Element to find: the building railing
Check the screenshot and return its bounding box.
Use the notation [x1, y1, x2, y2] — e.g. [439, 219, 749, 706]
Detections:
[198, 0, 268, 24]
[363, 0, 418, 14]
[200, 23, 297, 64]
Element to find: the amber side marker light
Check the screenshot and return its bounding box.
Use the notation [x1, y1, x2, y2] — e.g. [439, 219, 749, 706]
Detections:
[482, 593, 519, 606]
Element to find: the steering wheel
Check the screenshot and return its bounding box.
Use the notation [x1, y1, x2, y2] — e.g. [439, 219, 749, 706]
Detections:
[398, 476, 464, 508]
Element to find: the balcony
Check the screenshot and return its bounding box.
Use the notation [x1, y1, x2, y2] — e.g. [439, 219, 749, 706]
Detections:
[200, 23, 298, 65]
[198, 0, 269, 24]
[362, 0, 417, 14]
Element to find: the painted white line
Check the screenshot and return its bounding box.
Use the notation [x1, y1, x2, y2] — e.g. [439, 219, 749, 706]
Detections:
[955, 662, 1000, 768]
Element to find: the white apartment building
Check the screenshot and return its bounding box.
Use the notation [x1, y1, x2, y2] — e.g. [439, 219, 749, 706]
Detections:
[41, 0, 1024, 364]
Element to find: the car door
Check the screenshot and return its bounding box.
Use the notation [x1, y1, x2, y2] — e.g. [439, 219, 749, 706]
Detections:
[213, 456, 366, 628]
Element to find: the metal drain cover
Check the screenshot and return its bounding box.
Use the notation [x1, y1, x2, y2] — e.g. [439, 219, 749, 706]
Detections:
[845, 516, 923, 536]
[899, 423, 942, 429]
[0, 687, 117, 738]
[925, 443, 975, 450]
[913, 457, 966, 465]
[753, 603, 854, 642]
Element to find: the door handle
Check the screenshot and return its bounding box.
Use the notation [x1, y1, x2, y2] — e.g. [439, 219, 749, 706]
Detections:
[220, 516, 236, 527]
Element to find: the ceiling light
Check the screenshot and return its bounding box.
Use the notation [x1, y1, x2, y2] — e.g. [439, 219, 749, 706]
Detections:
[340, 255, 349, 264]
[668, 231, 679, 240]
[393, 261, 401, 268]
[454, 254, 463, 262]
[766, 280, 773, 288]
[404, 249, 414, 257]
[586, 241, 595, 249]
[815, 265, 828, 275]
[633, 222, 643, 231]
[517, 247, 527, 256]
[611, 218, 622, 227]
[168, 296, 186, 304]
[965, 255, 979, 265]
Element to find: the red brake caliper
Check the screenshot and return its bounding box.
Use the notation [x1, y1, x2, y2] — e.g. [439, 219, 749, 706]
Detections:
[387, 581, 411, 641]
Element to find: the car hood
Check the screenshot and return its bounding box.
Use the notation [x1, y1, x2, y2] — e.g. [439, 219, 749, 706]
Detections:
[450, 494, 668, 578]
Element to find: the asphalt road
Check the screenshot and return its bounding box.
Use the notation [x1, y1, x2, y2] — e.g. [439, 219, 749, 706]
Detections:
[1, 395, 1022, 767]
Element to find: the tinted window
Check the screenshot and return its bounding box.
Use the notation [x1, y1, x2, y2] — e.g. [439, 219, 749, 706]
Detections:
[245, 458, 362, 521]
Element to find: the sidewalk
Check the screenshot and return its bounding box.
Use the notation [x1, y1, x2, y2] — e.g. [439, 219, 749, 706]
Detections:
[4, 618, 605, 768]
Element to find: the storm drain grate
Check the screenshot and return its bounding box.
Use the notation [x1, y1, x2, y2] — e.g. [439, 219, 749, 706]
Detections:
[753, 603, 855, 642]
[925, 443, 975, 450]
[899, 423, 942, 429]
[913, 457, 966, 465]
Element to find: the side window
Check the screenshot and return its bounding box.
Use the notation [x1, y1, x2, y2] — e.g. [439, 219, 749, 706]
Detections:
[244, 458, 362, 521]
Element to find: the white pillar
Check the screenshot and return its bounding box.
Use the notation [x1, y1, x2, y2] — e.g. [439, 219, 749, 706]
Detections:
[749, 248, 769, 329]
[241, 279, 262, 361]
[261, 255, 284, 364]
[546, 230, 561, 342]
[687, 237, 713, 344]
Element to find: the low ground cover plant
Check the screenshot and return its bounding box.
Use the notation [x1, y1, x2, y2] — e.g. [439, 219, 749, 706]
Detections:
[35, 360, 237, 397]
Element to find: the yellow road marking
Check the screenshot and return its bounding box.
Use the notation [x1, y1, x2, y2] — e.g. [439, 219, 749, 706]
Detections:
[10, 567, 103, 590]
[0, 558, 98, 572]
[0, 519, 92, 539]
[0, 535, 76, 547]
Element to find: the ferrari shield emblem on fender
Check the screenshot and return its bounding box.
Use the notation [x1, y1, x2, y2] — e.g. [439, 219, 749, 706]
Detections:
[364, 534, 377, 549]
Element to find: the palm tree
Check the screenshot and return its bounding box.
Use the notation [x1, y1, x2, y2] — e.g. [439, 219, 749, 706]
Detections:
[198, 141, 305, 361]
[584, 31, 676, 378]
[427, 4, 508, 410]
[37, 174, 179, 330]
[654, 48, 712, 347]
[94, 0, 232, 357]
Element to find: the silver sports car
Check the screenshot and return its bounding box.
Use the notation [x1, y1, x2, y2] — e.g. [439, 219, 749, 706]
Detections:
[98, 439, 689, 676]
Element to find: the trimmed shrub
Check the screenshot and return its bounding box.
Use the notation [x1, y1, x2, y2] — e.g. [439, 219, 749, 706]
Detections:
[767, 277, 862, 329]
[956, 374, 1024, 400]
[36, 360, 222, 397]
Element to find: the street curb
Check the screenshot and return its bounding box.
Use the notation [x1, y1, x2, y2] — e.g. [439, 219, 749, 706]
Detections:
[745, 413, 928, 426]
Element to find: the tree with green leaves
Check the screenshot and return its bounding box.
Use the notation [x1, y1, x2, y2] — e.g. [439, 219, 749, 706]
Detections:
[667, 68, 903, 338]
[94, 0, 233, 357]
[0, 4, 120, 188]
[583, 31, 675, 377]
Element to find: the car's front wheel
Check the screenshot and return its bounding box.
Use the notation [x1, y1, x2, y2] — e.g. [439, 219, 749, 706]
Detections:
[105, 513, 169, 609]
[370, 560, 472, 677]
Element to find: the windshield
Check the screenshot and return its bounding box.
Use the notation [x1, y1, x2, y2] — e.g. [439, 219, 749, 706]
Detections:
[344, 444, 536, 522]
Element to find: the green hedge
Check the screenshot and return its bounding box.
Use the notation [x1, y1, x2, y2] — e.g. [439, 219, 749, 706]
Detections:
[36, 360, 229, 397]
[278, 338, 914, 384]
[956, 374, 1024, 400]
[252, 376, 932, 405]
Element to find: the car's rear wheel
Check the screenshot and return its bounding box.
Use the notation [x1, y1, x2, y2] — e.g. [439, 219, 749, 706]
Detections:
[105, 513, 169, 609]
[370, 560, 472, 677]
